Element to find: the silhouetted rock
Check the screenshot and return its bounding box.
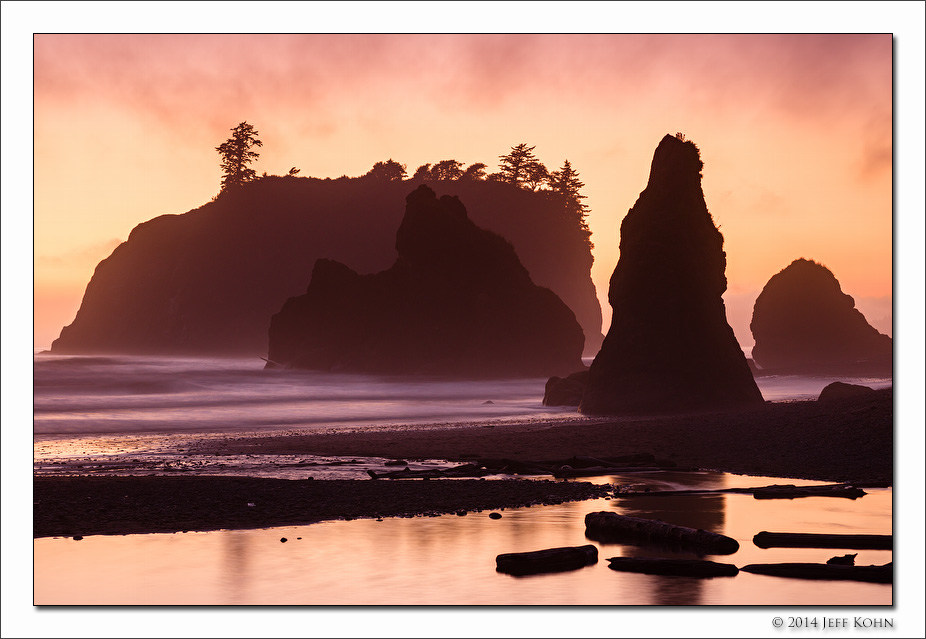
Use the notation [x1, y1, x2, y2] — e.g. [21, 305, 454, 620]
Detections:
[266, 185, 585, 377]
[542, 369, 589, 406]
[51, 176, 601, 356]
[818, 381, 877, 402]
[580, 135, 763, 414]
[750, 258, 892, 375]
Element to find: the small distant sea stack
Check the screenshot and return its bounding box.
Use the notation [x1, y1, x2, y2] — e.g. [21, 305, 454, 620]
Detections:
[580, 134, 763, 414]
[750, 258, 892, 375]
[266, 184, 585, 377]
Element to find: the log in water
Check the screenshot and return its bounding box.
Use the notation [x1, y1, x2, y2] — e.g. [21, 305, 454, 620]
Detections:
[740, 562, 892, 583]
[607, 557, 738, 578]
[584, 511, 740, 554]
[753, 531, 893, 550]
[496, 544, 599, 576]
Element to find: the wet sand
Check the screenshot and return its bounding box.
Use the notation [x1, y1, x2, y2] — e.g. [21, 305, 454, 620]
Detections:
[199, 388, 894, 485]
[34, 388, 892, 539]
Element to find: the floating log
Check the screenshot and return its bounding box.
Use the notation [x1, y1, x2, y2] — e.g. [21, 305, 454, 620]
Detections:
[584, 511, 740, 554]
[750, 484, 866, 499]
[617, 482, 867, 499]
[753, 531, 892, 550]
[740, 562, 892, 583]
[553, 466, 668, 478]
[607, 556, 738, 578]
[496, 544, 598, 576]
[367, 464, 490, 480]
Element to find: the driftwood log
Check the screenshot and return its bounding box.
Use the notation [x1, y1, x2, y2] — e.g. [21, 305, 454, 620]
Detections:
[740, 562, 892, 583]
[496, 544, 598, 576]
[553, 466, 670, 478]
[753, 531, 893, 550]
[606, 556, 738, 578]
[367, 464, 491, 479]
[584, 511, 740, 554]
[617, 483, 866, 499]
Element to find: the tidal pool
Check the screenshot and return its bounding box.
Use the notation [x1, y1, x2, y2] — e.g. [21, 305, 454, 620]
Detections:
[33, 471, 892, 606]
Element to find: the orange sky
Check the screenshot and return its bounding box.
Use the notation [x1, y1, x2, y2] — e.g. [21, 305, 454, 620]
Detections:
[16, 26, 916, 351]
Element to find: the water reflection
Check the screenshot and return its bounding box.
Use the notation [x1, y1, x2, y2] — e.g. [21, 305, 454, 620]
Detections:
[222, 531, 252, 603]
[33, 474, 893, 605]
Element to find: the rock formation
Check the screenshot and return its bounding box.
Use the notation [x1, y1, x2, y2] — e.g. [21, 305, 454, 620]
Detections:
[750, 258, 892, 375]
[266, 184, 585, 377]
[50, 175, 602, 356]
[580, 134, 764, 414]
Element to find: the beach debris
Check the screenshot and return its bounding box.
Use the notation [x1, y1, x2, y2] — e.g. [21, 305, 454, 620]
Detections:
[750, 484, 866, 500]
[496, 544, 598, 576]
[280, 537, 288, 543]
[740, 562, 892, 583]
[72, 535, 83, 541]
[617, 482, 867, 500]
[585, 511, 740, 554]
[753, 531, 892, 550]
[366, 464, 491, 480]
[826, 553, 857, 565]
[475, 453, 675, 478]
[247, 502, 256, 507]
[489, 512, 502, 519]
[606, 556, 738, 578]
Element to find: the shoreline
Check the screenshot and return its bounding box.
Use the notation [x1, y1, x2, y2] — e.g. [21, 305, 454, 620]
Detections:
[33, 389, 892, 539]
[192, 388, 893, 485]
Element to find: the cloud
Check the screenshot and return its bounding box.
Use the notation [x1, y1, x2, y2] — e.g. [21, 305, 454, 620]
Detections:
[35, 238, 122, 271]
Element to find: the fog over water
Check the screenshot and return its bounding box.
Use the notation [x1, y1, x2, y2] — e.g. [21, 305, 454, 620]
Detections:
[34, 353, 892, 439]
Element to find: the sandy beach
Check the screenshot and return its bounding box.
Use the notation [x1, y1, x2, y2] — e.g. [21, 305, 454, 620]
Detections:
[33, 388, 892, 539]
[197, 387, 894, 484]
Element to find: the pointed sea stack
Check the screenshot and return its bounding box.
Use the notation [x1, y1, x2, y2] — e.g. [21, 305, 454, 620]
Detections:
[266, 184, 585, 377]
[580, 135, 763, 414]
[750, 258, 892, 375]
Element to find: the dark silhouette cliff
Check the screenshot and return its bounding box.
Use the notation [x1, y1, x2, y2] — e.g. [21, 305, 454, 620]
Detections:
[266, 184, 585, 377]
[580, 134, 764, 414]
[50, 175, 601, 356]
[750, 258, 892, 375]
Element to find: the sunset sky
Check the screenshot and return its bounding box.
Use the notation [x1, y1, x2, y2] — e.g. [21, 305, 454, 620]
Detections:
[7, 6, 923, 354]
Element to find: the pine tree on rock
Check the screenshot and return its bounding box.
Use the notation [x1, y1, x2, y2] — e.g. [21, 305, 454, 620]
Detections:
[216, 121, 263, 191]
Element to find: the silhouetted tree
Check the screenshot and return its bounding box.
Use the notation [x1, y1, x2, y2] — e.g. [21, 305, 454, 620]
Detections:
[549, 159, 592, 246]
[524, 161, 550, 191]
[498, 143, 540, 186]
[430, 159, 464, 181]
[216, 122, 262, 191]
[460, 162, 487, 181]
[365, 159, 407, 180]
[412, 164, 432, 181]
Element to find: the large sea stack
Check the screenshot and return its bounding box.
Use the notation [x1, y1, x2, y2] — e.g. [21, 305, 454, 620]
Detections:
[50, 176, 602, 356]
[266, 184, 585, 377]
[750, 258, 892, 375]
[580, 134, 763, 414]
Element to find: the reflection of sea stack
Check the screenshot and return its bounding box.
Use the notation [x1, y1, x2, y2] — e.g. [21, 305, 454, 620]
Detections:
[267, 184, 585, 377]
[580, 135, 763, 414]
[750, 258, 892, 375]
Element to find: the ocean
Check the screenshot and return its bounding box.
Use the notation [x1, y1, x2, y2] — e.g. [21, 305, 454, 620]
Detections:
[30, 352, 895, 607]
[33, 352, 892, 479]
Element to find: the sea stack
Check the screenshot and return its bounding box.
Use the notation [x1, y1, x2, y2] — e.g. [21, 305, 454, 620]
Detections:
[580, 134, 763, 414]
[266, 184, 585, 377]
[750, 258, 892, 375]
